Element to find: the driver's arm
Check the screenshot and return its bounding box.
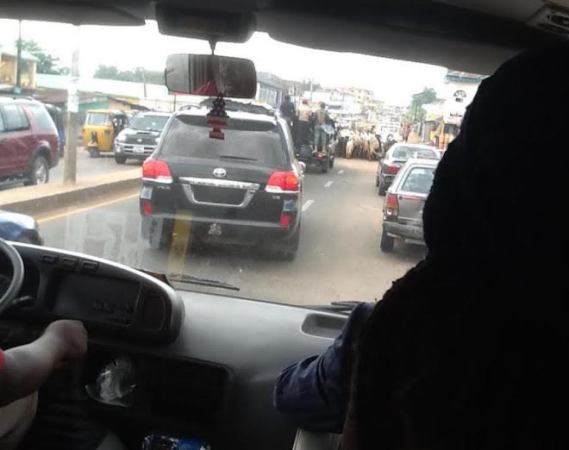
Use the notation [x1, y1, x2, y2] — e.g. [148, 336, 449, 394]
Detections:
[0, 320, 87, 406]
[273, 303, 373, 433]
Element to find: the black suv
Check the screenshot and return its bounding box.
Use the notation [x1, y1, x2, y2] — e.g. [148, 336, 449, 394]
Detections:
[114, 111, 171, 164]
[139, 107, 302, 260]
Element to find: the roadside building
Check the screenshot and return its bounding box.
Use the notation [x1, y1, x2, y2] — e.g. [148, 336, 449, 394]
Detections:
[256, 72, 287, 108]
[0, 48, 38, 88]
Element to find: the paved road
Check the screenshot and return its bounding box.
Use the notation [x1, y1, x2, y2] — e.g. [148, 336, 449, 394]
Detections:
[0, 150, 139, 191]
[38, 159, 424, 306]
[50, 149, 141, 183]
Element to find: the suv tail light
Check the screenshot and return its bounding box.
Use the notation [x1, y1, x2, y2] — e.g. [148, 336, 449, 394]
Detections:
[384, 164, 400, 175]
[385, 193, 399, 217]
[143, 159, 173, 183]
[266, 171, 299, 193]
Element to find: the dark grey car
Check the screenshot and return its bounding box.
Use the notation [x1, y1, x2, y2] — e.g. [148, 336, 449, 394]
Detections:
[380, 158, 438, 252]
[114, 111, 171, 163]
[376, 143, 440, 195]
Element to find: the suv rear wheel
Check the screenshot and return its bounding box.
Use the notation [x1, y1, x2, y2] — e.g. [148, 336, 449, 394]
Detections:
[272, 227, 300, 261]
[380, 229, 395, 252]
[24, 155, 49, 186]
[148, 219, 172, 251]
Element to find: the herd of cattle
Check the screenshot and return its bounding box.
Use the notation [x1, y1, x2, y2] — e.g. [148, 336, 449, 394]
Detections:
[335, 130, 382, 160]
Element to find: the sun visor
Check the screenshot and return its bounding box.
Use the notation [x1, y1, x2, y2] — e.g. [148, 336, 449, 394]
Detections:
[155, 4, 255, 43]
[0, 1, 145, 25]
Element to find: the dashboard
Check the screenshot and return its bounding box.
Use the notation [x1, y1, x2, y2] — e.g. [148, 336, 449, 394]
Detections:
[0, 243, 345, 450]
[0, 243, 184, 343]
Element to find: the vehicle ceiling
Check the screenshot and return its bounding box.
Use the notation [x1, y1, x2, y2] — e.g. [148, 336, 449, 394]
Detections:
[0, 0, 565, 74]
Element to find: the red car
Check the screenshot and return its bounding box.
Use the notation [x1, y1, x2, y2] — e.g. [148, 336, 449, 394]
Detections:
[0, 96, 59, 186]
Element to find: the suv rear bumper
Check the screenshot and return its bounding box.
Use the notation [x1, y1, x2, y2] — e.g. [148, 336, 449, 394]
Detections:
[141, 214, 299, 245]
[383, 220, 425, 245]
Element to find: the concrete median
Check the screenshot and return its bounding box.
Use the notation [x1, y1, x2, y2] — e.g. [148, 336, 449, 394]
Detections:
[0, 169, 141, 217]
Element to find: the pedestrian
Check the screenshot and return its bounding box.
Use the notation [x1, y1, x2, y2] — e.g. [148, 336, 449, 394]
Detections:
[351, 43, 569, 450]
[279, 95, 296, 128]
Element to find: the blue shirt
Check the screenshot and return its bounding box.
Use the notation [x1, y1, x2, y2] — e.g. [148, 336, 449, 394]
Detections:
[273, 303, 374, 433]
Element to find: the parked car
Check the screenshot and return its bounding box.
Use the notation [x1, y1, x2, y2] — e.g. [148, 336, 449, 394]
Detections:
[376, 143, 439, 195]
[140, 107, 302, 260]
[0, 96, 59, 186]
[380, 158, 438, 252]
[114, 111, 171, 164]
[45, 103, 66, 157]
[0, 210, 43, 244]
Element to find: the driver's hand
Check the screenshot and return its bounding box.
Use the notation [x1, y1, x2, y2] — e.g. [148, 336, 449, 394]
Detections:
[43, 320, 88, 365]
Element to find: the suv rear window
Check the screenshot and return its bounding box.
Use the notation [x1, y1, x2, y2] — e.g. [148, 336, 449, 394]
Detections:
[401, 167, 436, 194]
[160, 115, 287, 168]
[2, 104, 29, 131]
[27, 103, 57, 133]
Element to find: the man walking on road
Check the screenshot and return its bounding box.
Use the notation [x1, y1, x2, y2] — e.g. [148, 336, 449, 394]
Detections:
[279, 95, 296, 128]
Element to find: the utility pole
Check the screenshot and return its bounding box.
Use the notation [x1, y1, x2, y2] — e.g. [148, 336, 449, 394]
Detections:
[15, 20, 22, 94]
[64, 26, 80, 185]
[141, 67, 147, 99]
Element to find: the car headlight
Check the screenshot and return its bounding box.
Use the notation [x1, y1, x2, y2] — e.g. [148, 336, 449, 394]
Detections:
[117, 133, 127, 143]
[154, 137, 160, 145]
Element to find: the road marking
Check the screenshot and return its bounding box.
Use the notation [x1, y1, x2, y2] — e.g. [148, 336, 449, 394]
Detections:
[38, 192, 139, 223]
[302, 199, 314, 212]
[324, 181, 333, 188]
[338, 169, 344, 175]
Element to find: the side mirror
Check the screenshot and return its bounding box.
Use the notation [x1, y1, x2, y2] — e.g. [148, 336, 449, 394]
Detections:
[165, 54, 257, 99]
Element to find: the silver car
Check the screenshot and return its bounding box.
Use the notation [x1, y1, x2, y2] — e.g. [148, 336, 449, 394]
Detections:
[376, 143, 440, 196]
[380, 158, 438, 252]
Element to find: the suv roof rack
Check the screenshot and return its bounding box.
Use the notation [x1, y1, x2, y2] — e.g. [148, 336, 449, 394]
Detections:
[0, 93, 36, 101]
[198, 98, 275, 116]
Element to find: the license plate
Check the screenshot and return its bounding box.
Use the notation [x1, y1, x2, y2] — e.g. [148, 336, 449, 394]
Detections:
[133, 145, 145, 154]
[140, 186, 153, 200]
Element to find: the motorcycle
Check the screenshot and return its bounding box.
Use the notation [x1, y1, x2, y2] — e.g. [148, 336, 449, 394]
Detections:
[296, 124, 335, 174]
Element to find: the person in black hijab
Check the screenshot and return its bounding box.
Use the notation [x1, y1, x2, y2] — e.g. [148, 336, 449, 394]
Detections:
[352, 44, 569, 450]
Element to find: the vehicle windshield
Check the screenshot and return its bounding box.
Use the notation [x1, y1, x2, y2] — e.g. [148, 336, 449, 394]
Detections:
[130, 114, 169, 132]
[0, 18, 476, 306]
[85, 113, 110, 126]
[401, 167, 436, 194]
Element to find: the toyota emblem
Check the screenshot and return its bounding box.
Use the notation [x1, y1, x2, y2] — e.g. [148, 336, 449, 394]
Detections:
[137, 138, 142, 143]
[213, 168, 227, 178]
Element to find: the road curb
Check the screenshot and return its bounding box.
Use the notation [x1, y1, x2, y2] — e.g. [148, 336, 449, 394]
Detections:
[0, 171, 141, 217]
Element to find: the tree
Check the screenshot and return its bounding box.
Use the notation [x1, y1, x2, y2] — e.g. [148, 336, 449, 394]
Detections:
[17, 39, 64, 74]
[408, 87, 438, 124]
[94, 65, 164, 85]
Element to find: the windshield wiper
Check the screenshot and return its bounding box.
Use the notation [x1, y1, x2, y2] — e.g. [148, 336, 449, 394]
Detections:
[219, 155, 258, 162]
[167, 273, 240, 291]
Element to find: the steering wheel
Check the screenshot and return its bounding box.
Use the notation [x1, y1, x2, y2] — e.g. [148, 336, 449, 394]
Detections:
[0, 238, 25, 317]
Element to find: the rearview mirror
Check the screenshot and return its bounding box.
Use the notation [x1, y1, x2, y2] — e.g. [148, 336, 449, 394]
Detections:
[165, 54, 257, 99]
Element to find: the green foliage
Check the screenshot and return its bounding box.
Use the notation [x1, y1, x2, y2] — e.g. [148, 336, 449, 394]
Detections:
[407, 87, 438, 124]
[94, 65, 164, 85]
[17, 39, 65, 74]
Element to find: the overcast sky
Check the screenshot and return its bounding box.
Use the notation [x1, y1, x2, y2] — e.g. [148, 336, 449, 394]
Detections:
[0, 19, 448, 105]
